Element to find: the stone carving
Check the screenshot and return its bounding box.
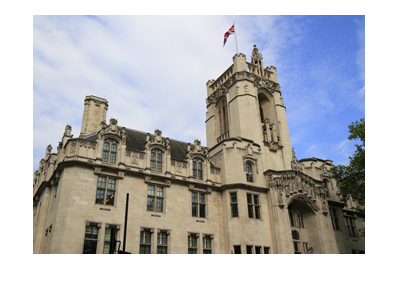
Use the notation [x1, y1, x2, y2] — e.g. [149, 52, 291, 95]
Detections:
[268, 170, 327, 211]
[70, 142, 76, 153]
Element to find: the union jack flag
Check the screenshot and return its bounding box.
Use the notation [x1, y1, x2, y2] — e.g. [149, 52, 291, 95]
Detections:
[223, 24, 235, 47]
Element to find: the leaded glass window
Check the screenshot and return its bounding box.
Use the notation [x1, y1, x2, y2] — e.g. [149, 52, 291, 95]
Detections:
[188, 234, 198, 254]
[192, 192, 206, 218]
[83, 224, 99, 254]
[203, 235, 212, 254]
[245, 163, 253, 182]
[103, 142, 117, 163]
[230, 192, 238, 217]
[150, 150, 163, 172]
[96, 176, 116, 206]
[147, 185, 164, 212]
[157, 231, 168, 254]
[193, 160, 203, 180]
[247, 193, 261, 219]
[140, 229, 152, 254]
[103, 226, 118, 254]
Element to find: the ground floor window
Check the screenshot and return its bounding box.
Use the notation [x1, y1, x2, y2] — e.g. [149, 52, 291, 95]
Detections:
[83, 223, 99, 254]
[157, 230, 168, 254]
[140, 229, 152, 254]
[188, 233, 198, 254]
[233, 245, 241, 254]
[203, 235, 212, 254]
[103, 226, 118, 254]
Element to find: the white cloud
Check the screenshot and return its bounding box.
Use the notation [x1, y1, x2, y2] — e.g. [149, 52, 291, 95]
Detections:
[33, 16, 365, 172]
[306, 144, 317, 153]
[33, 16, 282, 171]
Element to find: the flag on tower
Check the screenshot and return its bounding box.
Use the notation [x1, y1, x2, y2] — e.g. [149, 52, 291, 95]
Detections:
[223, 24, 235, 47]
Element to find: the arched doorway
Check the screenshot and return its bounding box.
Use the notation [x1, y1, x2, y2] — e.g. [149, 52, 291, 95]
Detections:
[288, 196, 319, 254]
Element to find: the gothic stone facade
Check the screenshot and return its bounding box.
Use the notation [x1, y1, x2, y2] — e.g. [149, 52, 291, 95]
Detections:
[33, 45, 365, 254]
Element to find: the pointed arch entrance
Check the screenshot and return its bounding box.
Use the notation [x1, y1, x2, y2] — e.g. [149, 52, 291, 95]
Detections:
[287, 195, 319, 254]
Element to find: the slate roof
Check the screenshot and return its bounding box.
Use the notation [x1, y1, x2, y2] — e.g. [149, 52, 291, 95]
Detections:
[80, 127, 197, 161]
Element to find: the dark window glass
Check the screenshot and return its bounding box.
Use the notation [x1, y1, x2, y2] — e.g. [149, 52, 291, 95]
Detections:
[147, 185, 163, 212]
[188, 234, 198, 254]
[192, 192, 206, 218]
[151, 151, 163, 172]
[246, 245, 253, 254]
[83, 225, 99, 254]
[234, 245, 241, 254]
[245, 163, 253, 182]
[96, 189, 105, 204]
[230, 192, 238, 217]
[96, 177, 116, 206]
[157, 231, 168, 254]
[140, 229, 152, 254]
[203, 235, 212, 254]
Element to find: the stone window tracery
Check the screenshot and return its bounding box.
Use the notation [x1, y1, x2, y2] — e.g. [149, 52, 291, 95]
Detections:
[103, 141, 117, 163]
[245, 162, 254, 182]
[193, 160, 203, 180]
[96, 176, 116, 206]
[150, 149, 163, 172]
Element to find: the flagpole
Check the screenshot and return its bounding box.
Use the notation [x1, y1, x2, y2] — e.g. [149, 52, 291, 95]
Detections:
[234, 22, 239, 55]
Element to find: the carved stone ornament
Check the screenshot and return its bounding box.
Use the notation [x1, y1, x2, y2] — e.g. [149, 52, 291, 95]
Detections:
[242, 155, 258, 174]
[267, 171, 326, 211]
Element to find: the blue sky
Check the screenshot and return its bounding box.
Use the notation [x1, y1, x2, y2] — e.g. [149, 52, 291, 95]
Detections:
[33, 15, 364, 172]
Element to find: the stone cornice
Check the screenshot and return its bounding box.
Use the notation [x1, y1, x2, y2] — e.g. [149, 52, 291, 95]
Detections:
[33, 157, 221, 203]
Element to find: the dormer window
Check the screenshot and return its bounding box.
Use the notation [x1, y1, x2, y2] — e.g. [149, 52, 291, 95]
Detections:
[150, 150, 163, 172]
[193, 160, 203, 180]
[103, 142, 117, 163]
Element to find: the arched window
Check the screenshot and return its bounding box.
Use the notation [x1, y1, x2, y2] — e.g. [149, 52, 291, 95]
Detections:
[245, 163, 253, 182]
[103, 141, 117, 163]
[150, 150, 163, 172]
[193, 160, 203, 180]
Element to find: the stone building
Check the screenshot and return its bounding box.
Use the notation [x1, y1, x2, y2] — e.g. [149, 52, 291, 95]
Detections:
[33, 45, 365, 254]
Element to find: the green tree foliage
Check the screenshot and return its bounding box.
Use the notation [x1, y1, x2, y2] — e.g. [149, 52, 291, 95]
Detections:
[331, 118, 365, 215]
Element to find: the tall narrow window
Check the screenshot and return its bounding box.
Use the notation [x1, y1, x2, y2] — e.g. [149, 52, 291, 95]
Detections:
[216, 97, 229, 142]
[188, 233, 198, 254]
[192, 192, 206, 218]
[157, 231, 168, 254]
[345, 216, 357, 238]
[330, 208, 340, 231]
[193, 160, 203, 180]
[247, 194, 261, 219]
[245, 163, 253, 182]
[83, 224, 99, 254]
[96, 176, 116, 206]
[150, 150, 163, 172]
[147, 185, 164, 212]
[103, 226, 118, 254]
[140, 229, 152, 254]
[259, 102, 265, 123]
[103, 142, 117, 163]
[203, 235, 212, 254]
[230, 192, 239, 217]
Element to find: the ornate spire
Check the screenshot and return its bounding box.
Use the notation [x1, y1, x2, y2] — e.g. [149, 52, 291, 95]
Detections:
[251, 45, 264, 77]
